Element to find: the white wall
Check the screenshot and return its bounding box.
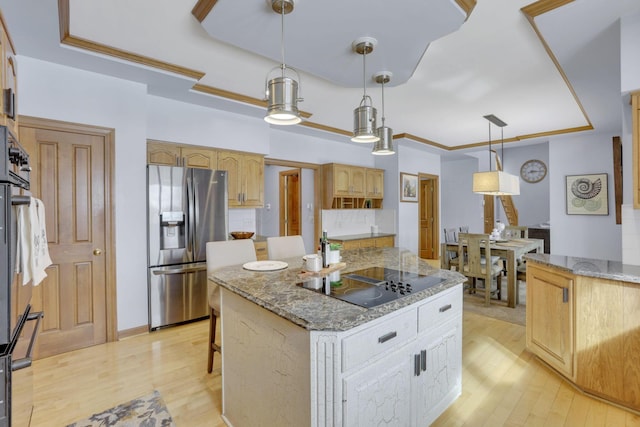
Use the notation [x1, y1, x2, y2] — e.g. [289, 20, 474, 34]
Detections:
[549, 133, 621, 260]
[397, 143, 441, 252]
[497, 143, 550, 226]
[440, 157, 484, 236]
[18, 57, 149, 331]
[621, 9, 640, 93]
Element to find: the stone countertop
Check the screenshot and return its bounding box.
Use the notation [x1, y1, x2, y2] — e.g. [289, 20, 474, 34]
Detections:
[210, 247, 465, 332]
[525, 253, 640, 284]
[327, 232, 396, 241]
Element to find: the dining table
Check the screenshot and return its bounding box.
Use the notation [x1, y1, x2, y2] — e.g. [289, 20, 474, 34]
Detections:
[441, 237, 545, 308]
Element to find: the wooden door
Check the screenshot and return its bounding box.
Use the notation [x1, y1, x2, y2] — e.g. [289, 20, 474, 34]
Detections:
[19, 120, 114, 358]
[279, 169, 301, 236]
[483, 195, 494, 233]
[418, 175, 438, 259]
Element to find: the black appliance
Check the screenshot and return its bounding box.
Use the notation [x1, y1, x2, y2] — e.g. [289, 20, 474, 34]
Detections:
[298, 266, 446, 308]
[1, 125, 42, 427]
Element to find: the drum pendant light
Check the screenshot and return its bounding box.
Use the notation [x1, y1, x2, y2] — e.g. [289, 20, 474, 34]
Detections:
[472, 115, 520, 195]
[351, 37, 379, 143]
[372, 72, 395, 155]
[264, 0, 303, 125]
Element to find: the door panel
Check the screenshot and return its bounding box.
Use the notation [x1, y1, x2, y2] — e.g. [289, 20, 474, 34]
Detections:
[483, 195, 494, 233]
[19, 126, 108, 358]
[419, 176, 438, 260]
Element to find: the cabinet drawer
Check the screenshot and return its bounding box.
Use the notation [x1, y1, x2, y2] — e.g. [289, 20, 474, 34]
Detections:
[417, 286, 462, 333]
[342, 310, 417, 372]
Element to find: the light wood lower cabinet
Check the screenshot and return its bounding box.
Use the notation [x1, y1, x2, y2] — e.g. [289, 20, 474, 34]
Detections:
[253, 240, 267, 260]
[526, 263, 574, 378]
[330, 235, 394, 250]
[220, 284, 462, 426]
[526, 261, 640, 412]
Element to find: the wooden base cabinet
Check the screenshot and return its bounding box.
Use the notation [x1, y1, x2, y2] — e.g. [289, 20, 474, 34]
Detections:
[221, 284, 462, 427]
[526, 261, 640, 413]
[525, 263, 574, 378]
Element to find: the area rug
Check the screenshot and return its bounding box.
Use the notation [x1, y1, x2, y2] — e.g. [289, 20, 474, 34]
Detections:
[66, 390, 175, 427]
[462, 280, 526, 326]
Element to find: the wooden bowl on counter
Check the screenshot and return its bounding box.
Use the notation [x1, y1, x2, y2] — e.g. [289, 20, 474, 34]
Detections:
[230, 231, 255, 240]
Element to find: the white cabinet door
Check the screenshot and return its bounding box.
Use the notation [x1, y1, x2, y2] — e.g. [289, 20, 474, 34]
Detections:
[412, 318, 462, 426]
[343, 347, 413, 426]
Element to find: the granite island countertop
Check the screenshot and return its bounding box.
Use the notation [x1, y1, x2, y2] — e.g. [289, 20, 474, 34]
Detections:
[327, 232, 395, 241]
[209, 247, 465, 332]
[525, 253, 640, 284]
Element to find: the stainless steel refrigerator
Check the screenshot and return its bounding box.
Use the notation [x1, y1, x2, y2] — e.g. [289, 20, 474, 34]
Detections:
[147, 165, 228, 330]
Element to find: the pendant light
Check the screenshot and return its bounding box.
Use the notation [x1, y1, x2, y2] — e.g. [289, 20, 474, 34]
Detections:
[264, 0, 303, 125]
[351, 37, 379, 143]
[472, 115, 520, 195]
[372, 72, 395, 155]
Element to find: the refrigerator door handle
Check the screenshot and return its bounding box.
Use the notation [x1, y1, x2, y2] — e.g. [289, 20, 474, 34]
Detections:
[152, 265, 207, 275]
[186, 171, 194, 258]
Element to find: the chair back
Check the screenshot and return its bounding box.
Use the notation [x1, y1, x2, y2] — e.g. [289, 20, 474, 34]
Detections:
[267, 235, 306, 260]
[459, 225, 469, 234]
[444, 228, 458, 243]
[206, 240, 257, 310]
[504, 225, 528, 239]
[458, 233, 500, 281]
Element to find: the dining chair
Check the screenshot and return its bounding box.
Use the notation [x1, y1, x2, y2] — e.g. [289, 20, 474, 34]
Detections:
[205, 239, 257, 373]
[267, 235, 307, 260]
[443, 228, 460, 269]
[459, 225, 469, 234]
[457, 233, 503, 306]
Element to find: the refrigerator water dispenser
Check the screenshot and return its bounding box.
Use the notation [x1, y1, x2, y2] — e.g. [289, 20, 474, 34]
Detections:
[160, 211, 185, 249]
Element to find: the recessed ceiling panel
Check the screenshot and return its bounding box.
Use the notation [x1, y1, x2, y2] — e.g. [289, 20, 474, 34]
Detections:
[198, 0, 467, 87]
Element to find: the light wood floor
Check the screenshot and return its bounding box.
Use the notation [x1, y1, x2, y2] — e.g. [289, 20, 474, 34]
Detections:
[30, 311, 640, 426]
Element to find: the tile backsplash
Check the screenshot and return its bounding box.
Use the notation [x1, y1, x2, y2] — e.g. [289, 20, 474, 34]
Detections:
[321, 209, 396, 237]
[228, 208, 256, 233]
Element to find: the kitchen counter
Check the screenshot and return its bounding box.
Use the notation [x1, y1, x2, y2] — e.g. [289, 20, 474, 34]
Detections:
[210, 246, 464, 331]
[524, 255, 640, 414]
[525, 253, 640, 284]
[327, 232, 396, 241]
[211, 247, 465, 426]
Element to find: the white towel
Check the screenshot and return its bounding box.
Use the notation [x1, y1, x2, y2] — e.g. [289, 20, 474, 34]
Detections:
[16, 197, 53, 286]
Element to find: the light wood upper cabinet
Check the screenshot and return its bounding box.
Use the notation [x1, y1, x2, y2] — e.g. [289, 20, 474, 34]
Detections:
[147, 140, 217, 169]
[218, 150, 264, 208]
[323, 163, 383, 209]
[525, 262, 574, 379]
[0, 17, 17, 135]
[366, 168, 384, 199]
[632, 91, 640, 209]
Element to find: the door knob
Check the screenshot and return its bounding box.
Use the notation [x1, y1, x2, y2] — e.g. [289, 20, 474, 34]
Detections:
[93, 249, 102, 256]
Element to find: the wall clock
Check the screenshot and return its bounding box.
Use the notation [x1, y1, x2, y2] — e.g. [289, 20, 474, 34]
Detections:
[520, 159, 547, 183]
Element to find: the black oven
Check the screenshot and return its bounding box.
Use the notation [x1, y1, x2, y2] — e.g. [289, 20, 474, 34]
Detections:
[0, 125, 42, 427]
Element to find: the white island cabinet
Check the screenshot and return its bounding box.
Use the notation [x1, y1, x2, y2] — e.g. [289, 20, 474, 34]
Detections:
[213, 248, 463, 427]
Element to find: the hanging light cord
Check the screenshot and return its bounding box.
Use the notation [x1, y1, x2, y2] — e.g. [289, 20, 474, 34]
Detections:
[488, 121, 492, 171]
[361, 48, 369, 106]
[280, 3, 285, 77]
[501, 127, 505, 170]
[380, 78, 386, 126]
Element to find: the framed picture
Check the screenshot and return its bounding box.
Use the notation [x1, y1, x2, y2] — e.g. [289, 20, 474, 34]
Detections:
[400, 172, 418, 203]
[565, 173, 608, 215]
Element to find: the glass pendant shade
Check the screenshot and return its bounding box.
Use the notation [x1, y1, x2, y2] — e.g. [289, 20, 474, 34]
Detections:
[372, 126, 395, 155]
[352, 103, 379, 142]
[472, 171, 520, 195]
[265, 75, 301, 125]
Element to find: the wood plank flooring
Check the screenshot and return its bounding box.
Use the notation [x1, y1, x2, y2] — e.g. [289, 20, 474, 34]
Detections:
[29, 311, 640, 426]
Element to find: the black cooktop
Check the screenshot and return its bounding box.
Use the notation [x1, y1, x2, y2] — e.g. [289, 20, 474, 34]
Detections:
[297, 267, 446, 308]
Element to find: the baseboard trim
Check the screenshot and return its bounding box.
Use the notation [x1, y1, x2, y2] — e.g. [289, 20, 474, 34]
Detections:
[118, 325, 149, 340]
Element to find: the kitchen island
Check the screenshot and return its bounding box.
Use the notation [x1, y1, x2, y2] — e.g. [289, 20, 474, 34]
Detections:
[525, 254, 640, 414]
[210, 247, 466, 426]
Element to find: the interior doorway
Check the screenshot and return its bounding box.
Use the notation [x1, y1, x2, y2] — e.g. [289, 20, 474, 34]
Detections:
[418, 173, 439, 260]
[279, 168, 301, 236]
